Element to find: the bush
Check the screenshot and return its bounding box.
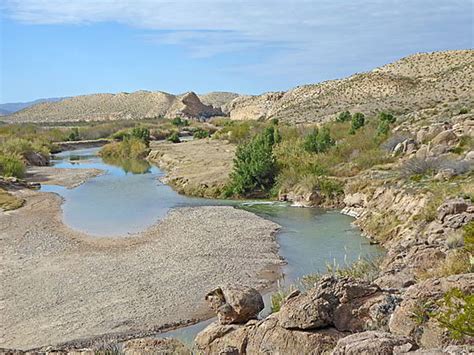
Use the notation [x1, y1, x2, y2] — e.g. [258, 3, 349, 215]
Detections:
[432, 288, 474, 339]
[302, 127, 335, 153]
[336, 110, 352, 122]
[349, 112, 365, 134]
[68, 127, 80, 141]
[100, 138, 149, 159]
[167, 132, 181, 143]
[171, 117, 188, 127]
[193, 128, 210, 139]
[0, 154, 25, 178]
[131, 127, 150, 145]
[225, 126, 279, 197]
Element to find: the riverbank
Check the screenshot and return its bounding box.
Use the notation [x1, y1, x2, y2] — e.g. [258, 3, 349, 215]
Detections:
[147, 139, 235, 198]
[1, 170, 282, 350]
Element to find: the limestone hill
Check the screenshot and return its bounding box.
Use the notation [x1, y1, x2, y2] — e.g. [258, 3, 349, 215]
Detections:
[229, 49, 474, 123]
[5, 91, 236, 123]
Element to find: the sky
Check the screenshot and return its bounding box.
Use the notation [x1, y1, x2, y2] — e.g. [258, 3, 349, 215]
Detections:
[0, 0, 473, 103]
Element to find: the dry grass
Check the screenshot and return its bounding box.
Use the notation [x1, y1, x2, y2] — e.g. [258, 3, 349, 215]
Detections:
[0, 189, 24, 211]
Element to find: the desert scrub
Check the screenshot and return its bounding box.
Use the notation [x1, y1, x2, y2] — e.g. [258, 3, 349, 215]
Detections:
[167, 132, 181, 143]
[193, 128, 210, 139]
[431, 288, 474, 340]
[100, 138, 149, 159]
[0, 189, 25, 210]
[363, 212, 401, 242]
[0, 154, 25, 178]
[418, 249, 472, 280]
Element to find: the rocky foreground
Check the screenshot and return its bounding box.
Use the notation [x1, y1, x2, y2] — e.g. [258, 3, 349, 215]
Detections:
[1, 176, 282, 350]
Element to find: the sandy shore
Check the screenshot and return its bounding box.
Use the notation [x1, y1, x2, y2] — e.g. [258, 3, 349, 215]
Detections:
[25, 166, 104, 188]
[1, 168, 282, 350]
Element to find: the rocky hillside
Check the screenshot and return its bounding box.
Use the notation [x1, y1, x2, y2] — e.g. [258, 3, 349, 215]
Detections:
[5, 91, 235, 123]
[229, 50, 474, 123]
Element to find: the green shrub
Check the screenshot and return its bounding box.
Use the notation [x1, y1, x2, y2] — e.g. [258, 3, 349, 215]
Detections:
[100, 138, 149, 159]
[193, 128, 210, 139]
[68, 127, 80, 141]
[432, 288, 474, 339]
[171, 117, 188, 127]
[349, 112, 365, 134]
[225, 126, 279, 197]
[131, 127, 150, 145]
[337, 110, 352, 122]
[167, 132, 181, 143]
[0, 154, 25, 178]
[459, 107, 469, 115]
[302, 127, 335, 153]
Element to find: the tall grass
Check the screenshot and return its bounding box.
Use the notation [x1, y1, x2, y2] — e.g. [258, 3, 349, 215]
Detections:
[100, 138, 149, 159]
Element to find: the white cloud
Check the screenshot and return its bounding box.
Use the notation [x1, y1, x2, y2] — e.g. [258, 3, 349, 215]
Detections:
[3, 0, 472, 83]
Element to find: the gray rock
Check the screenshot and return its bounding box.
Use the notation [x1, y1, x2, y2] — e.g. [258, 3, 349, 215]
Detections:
[205, 285, 264, 325]
[331, 331, 416, 355]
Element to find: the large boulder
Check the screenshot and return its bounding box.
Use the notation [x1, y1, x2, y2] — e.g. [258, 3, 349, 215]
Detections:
[205, 285, 264, 325]
[431, 130, 458, 146]
[246, 316, 344, 354]
[123, 337, 191, 355]
[194, 321, 252, 354]
[331, 331, 416, 355]
[389, 274, 474, 349]
[277, 276, 398, 332]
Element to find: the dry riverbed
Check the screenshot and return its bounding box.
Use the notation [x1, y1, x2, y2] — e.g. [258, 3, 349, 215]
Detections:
[1, 166, 282, 350]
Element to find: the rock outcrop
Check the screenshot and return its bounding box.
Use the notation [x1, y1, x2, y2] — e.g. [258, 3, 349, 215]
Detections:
[165, 92, 223, 120]
[389, 274, 474, 349]
[205, 285, 264, 325]
[331, 331, 417, 355]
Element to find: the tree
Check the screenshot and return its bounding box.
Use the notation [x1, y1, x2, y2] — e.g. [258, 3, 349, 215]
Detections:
[68, 127, 80, 141]
[131, 127, 150, 145]
[303, 127, 335, 153]
[378, 112, 396, 124]
[337, 111, 352, 122]
[225, 126, 279, 197]
[349, 113, 365, 134]
[377, 112, 396, 136]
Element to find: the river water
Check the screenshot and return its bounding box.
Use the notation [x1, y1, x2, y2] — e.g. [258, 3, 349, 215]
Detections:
[41, 147, 383, 345]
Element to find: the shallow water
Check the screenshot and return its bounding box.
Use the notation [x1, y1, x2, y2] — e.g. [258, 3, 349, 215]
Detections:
[42, 147, 383, 345]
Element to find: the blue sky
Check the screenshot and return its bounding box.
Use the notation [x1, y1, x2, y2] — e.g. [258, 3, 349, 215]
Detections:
[0, 0, 473, 103]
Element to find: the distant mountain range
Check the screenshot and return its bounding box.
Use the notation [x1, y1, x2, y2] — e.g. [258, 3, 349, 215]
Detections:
[0, 97, 66, 116]
[3, 49, 473, 123]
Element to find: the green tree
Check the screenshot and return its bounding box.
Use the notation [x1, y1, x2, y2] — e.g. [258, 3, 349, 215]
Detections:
[377, 112, 396, 136]
[131, 127, 150, 145]
[378, 111, 396, 124]
[349, 113, 365, 134]
[337, 111, 352, 122]
[68, 127, 80, 141]
[225, 126, 279, 197]
[303, 127, 335, 153]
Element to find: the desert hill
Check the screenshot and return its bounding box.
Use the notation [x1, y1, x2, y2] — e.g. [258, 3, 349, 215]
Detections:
[5, 50, 473, 123]
[229, 49, 474, 123]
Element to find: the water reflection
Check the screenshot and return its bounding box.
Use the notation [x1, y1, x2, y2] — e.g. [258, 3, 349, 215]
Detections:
[101, 156, 151, 174]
